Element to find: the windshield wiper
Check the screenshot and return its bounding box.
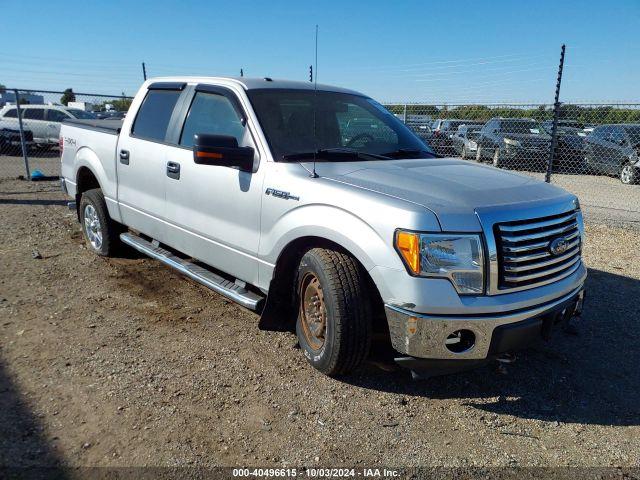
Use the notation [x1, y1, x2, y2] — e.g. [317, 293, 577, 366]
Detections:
[381, 148, 436, 159]
[281, 148, 390, 162]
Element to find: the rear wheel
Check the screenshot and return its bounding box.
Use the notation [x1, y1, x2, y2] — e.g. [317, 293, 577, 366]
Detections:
[295, 248, 372, 376]
[79, 188, 121, 256]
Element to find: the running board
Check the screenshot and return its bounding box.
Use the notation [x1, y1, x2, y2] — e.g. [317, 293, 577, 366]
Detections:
[120, 232, 264, 310]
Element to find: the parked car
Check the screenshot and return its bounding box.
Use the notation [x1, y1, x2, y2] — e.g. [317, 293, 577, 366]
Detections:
[0, 126, 35, 153]
[584, 124, 640, 184]
[451, 124, 482, 159]
[0, 105, 96, 147]
[430, 119, 483, 156]
[476, 117, 551, 170]
[95, 110, 126, 120]
[541, 120, 589, 171]
[60, 76, 586, 378]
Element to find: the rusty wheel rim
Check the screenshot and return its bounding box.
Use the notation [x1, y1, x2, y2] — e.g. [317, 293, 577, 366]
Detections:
[299, 272, 327, 351]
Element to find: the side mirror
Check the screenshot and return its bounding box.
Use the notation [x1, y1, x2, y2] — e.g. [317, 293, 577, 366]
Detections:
[193, 133, 254, 172]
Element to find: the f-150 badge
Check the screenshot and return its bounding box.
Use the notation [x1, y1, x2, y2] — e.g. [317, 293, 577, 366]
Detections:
[265, 188, 299, 201]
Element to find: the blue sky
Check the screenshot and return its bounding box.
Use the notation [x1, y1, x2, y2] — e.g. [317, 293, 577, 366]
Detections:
[1, 0, 638, 103]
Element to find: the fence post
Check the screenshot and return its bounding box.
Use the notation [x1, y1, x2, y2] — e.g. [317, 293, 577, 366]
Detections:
[545, 44, 566, 183]
[13, 89, 31, 180]
[403, 104, 407, 123]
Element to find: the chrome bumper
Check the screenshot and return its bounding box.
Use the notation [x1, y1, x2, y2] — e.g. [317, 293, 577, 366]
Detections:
[385, 285, 584, 360]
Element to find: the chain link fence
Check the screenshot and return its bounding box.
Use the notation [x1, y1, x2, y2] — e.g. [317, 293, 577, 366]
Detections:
[1, 88, 638, 224]
[0, 89, 132, 178]
[386, 102, 640, 224]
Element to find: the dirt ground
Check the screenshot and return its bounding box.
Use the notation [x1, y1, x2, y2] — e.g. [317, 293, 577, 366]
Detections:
[1, 178, 639, 472]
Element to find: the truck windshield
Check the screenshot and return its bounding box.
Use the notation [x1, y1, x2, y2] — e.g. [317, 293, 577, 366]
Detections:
[247, 89, 435, 161]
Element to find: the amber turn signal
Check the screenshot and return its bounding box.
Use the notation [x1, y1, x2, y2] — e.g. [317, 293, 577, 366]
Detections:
[196, 151, 223, 159]
[395, 231, 420, 275]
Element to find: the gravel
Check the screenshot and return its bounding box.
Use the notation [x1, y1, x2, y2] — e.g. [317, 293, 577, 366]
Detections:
[0, 178, 639, 470]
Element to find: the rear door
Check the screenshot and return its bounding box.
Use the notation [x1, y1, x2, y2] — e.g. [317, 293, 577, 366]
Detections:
[162, 84, 265, 285]
[116, 83, 186, 242]
[22, 108, 48, 143]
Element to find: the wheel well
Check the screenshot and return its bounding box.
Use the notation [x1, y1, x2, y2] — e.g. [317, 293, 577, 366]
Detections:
[75, 167, 101, 219]
[260, 236, 389, 343]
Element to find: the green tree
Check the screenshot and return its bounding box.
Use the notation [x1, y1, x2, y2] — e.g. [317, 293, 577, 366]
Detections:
[60, 88, 76, 106]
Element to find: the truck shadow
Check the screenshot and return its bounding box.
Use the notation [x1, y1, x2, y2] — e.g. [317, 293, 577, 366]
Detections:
[345, 268, 640, 426]
[0, 360, 68, 476]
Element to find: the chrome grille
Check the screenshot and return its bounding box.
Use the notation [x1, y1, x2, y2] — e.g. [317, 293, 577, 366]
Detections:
[495, 210, 582, 290]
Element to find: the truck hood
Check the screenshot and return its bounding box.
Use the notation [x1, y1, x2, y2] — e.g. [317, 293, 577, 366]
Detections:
[308, 158, 573, 231]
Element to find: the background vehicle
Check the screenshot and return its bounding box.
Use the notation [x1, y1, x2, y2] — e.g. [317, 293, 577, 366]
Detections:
[476, 117, 551, 169]
[95, 110, 126, 120]
[0, 126, 34, 153]
[584, 124, 640, 184]
[542, 120, 589, 172]
[430, 119, 483, 156]
[60, 77, 586, 379]
[451, 124, 481, 159]
[0, 105, 96, 146]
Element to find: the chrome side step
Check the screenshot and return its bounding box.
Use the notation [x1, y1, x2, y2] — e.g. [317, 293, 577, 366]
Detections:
[120, 232, 264, 310]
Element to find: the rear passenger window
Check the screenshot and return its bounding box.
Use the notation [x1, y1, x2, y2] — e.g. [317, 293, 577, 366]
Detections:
[23, 109, 45, 120]
[179, 91, 246, 147]
[132, 90, 181, 142]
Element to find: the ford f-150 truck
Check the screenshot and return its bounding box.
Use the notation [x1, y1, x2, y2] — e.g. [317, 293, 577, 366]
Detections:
[60, 77, 586, 377]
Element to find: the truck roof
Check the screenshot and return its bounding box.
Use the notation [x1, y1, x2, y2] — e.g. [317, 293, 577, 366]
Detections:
[145, 76, 365, 96]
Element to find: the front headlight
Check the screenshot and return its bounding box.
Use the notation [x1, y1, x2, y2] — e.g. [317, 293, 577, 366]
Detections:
[395, 231, 485, 294]
[503, 138, 522, 147]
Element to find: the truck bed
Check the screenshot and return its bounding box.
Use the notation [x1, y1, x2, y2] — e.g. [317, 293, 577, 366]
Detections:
[62, 118, 123, 135]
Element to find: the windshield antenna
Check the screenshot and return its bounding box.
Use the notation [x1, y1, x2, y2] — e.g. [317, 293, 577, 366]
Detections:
[311, 24, 319, 178]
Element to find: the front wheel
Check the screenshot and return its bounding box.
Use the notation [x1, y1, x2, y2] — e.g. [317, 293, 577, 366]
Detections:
[492, 148, 503, 168]
[295, 248, 372, 376]
[79, 188, 121, 256]
[620, 163, 639, 184]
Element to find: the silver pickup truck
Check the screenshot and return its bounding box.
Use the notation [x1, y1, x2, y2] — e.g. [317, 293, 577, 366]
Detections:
[60, 77, 586, 377]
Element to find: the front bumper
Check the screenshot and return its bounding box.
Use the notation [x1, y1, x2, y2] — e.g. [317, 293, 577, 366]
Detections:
[385, 286, 584, 360]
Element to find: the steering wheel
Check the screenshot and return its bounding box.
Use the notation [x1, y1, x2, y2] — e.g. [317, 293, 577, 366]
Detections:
[346, 133, 375, 148]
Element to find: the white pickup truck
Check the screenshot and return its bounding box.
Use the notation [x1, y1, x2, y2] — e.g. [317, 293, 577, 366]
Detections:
[60, 77, 586, 377]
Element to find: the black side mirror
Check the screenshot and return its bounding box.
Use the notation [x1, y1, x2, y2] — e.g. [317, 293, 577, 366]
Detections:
[193, 133, 254, 172]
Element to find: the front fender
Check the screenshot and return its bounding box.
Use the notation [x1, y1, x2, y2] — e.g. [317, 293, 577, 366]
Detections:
[258, 203, 407, 293]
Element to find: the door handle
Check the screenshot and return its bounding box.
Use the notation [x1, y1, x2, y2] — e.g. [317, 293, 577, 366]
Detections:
[166, 161, 180, 179]
[119, 149, 130, 165]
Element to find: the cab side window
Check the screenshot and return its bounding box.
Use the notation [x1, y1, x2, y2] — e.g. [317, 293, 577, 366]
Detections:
[47, 109, 70, 122]
[3, 109, 18, 118]
[132, 89, 181, 142]
[179, 91, 247, 148]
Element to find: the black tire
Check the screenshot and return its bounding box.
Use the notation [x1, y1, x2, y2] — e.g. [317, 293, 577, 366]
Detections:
[295, 248, 372, 376]
[620, 163, 639, 185]
[79, 188, 121, 256]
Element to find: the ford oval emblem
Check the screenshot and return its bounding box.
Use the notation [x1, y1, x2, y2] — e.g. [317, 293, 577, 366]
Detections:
[549, 237, 570, 256]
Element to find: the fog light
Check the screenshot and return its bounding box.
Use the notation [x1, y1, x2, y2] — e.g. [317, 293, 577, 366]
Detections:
[445, 329, 476, 353]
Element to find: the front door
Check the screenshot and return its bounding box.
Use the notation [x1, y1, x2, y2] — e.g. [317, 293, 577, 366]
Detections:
[163, 85, 264, 286]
